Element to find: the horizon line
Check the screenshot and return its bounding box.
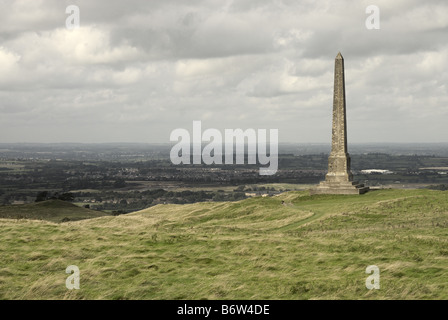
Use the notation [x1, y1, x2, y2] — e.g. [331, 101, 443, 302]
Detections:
[2, 142, 448, 145]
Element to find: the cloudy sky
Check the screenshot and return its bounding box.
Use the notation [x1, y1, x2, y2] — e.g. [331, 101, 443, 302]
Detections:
[0, 0, 447, 143]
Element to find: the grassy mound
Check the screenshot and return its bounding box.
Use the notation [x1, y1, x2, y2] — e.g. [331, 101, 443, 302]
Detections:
[0, 200, 111, 223]
[0, 189, 447, 299]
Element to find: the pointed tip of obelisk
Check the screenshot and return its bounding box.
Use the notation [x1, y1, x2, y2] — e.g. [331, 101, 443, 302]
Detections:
[336, 52, 343, 59]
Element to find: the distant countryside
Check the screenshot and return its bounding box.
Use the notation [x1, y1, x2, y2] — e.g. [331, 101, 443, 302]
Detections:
[1, 143, 448, 216]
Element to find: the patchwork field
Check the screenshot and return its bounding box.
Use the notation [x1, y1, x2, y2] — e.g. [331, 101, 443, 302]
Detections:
[0, 189, 447, 299]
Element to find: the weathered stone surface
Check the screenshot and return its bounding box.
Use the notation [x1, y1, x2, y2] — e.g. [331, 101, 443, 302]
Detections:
[310, 52, 369, 195]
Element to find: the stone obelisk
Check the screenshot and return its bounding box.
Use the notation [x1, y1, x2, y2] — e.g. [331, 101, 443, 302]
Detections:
[311, 52, 369, 195]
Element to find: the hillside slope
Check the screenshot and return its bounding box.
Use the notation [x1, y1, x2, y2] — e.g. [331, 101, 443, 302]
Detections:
[0, 189, 447, 299]
[0, 199, 111, 223]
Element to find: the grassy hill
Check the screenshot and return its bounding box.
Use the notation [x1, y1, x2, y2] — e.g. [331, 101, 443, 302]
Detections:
[0, 199, 111, 223]
[0, 188, 447, 299]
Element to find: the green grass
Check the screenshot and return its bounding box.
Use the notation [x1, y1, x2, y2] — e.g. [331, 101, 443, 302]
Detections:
[0, 188, 447, 299]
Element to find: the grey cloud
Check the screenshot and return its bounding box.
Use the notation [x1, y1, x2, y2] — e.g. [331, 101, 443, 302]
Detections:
[0, 0, 447, 143]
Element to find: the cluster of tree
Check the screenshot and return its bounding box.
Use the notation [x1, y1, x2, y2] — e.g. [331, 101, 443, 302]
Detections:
[212, 192, 245, 201]
[142, 189, 215, 203]
[426, 184, 448, 191]
[35, 191, 74, 202]
[243, 186, 277, 192]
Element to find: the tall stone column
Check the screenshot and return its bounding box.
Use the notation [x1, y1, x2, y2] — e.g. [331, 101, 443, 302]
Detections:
[311, 52, 369, 195]
[326, 52, 353, 183]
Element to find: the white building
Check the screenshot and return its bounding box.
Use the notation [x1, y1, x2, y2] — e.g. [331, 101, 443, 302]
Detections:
[361, 169, 393, 174]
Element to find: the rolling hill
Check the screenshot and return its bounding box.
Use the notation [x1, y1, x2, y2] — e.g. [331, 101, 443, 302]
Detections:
[0, 189, 447, 299]
[0, 199, 111, 223]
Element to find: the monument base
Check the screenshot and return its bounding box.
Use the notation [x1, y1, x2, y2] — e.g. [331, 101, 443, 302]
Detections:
[310, 180, 369, 195]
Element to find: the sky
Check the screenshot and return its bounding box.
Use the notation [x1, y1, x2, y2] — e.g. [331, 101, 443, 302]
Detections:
[0, 0, 447, 143]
